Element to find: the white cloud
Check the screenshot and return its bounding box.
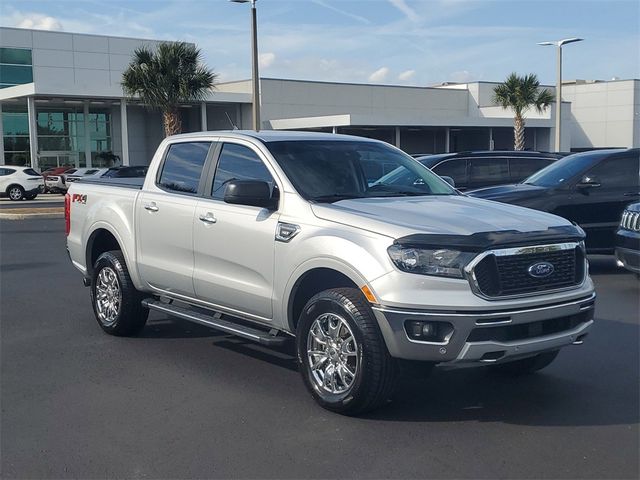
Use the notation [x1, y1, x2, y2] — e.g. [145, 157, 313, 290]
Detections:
[259, 52, 276, 69]
[15, 13, 64, 31]
[388, 0, 421, 22]
[398, 69, 416, 81]
[368, 67, 390, 83]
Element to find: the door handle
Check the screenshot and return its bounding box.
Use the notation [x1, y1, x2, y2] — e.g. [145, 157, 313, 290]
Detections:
[144, 203, 159, 212]
[198, 213, 217, 224]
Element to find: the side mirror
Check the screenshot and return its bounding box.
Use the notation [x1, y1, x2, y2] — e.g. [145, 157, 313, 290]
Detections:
[576, 175, 601, 190]
[441, 176, 455, 187]
[224, 180, 278, 210]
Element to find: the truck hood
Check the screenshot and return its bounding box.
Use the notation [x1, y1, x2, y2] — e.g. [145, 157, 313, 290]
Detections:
[311, 195, 571, 239]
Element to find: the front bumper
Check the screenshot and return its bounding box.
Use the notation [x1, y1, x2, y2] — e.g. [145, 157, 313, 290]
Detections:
[615, 229, 640, 274]
[372, 292, 595, 363]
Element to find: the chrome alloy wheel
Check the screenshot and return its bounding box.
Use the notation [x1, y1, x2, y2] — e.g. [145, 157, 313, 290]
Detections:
[307, 313, 359, 394]
[95, 267, 122, 326]
[8, 187, 23, 200]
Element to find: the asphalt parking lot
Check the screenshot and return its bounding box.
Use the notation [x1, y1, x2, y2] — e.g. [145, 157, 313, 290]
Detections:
[1, 218, 638, 479]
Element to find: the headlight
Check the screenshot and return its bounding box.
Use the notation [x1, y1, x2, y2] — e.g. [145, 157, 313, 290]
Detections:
[387, 245, 476, 278]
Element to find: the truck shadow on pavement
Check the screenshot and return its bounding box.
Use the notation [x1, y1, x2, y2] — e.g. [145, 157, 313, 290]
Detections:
[143, 315, 638, 427]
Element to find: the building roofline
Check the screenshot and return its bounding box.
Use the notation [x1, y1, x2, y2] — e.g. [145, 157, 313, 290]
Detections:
[220, 77, 468, 92]
[0, 25, 182, 45]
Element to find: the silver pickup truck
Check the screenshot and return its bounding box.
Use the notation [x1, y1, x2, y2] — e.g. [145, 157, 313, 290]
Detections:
[66, 131, 595, 415]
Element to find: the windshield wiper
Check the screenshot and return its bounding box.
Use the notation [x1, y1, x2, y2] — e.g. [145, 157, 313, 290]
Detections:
[312, 194, 366, 203]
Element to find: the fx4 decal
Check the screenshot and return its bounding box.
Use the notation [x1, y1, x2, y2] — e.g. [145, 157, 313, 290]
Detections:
[72, 193, 87, 204]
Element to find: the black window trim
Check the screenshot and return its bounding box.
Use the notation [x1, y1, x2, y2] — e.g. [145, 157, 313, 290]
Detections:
[201, 139, 281, 210]
[155, 139, 217, 198]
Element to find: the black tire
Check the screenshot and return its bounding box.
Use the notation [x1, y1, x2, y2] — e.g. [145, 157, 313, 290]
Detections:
[490, 350, 560, 375]
[296, 287, 397, 415]
[7, 185, 24, 201]
[90, 250, 148, 336]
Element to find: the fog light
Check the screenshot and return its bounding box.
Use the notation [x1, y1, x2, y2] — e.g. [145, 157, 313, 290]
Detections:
[406, 321, 438, 340]
[405, 320, 454, 342]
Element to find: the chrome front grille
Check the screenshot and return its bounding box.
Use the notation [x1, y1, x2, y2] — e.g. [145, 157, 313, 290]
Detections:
[467, 243, 586, 299]
[620, 210, 640, 232]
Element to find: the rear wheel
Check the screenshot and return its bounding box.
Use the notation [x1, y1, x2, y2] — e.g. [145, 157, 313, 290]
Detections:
[90, 250, 148, 336]
[296, 287, 397, 415]
[490, 350, 560, 375]
[7, 185, 24, 201]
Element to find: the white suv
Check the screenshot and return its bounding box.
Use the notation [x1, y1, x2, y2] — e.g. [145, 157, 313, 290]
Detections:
[0, 167, 44, 201]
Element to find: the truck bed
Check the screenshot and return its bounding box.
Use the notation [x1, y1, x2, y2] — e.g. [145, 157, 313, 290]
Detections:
[78, 177, 144, 189]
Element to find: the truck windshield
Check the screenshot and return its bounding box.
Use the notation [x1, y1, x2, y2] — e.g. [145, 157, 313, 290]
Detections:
[266, 140, 456, 202]
[524, 150, 607, 187]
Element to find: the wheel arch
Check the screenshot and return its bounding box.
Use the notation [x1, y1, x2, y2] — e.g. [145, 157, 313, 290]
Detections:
[286, 264, 364, 333]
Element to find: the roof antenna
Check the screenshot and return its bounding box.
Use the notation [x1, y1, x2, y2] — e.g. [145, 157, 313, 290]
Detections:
[225, 112, 239, 130]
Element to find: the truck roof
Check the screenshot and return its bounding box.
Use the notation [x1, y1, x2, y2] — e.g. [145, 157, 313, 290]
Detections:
[166, 130, 380, 143]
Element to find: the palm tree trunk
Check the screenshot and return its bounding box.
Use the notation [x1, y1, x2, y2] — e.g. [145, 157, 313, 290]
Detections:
[162, 108, 182, 137]
[514, 113, 525, 151]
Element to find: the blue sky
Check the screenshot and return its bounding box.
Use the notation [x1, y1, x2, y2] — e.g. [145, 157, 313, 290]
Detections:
[1, 0, 638, 86]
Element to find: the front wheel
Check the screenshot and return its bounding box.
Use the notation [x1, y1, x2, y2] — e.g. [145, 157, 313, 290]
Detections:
[490, 350, 560, 375]
[7, 185, 24, 201]
[296, 288, 397, 415]
[90, 250, 148, 336]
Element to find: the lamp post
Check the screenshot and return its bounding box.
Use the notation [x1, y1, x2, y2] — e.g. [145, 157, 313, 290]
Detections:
[231, 0, 261, 131]
[538, 38, 583, 151]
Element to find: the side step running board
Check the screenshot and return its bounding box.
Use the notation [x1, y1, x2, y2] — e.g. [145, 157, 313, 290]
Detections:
[142, 299, 288, 347]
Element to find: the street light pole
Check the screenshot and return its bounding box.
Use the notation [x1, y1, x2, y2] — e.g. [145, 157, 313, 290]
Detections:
[538, 38, 583, 152]
[231, 0, 260, 131]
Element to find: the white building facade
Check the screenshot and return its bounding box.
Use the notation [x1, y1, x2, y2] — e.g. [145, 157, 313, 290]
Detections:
[1, 27, 638, 169]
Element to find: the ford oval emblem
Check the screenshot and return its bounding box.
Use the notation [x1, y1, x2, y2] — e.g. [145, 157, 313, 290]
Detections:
[528, 261, 555, 278]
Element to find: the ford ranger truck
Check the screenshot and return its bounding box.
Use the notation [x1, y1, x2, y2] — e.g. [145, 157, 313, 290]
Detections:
[66, 131, 596, 415]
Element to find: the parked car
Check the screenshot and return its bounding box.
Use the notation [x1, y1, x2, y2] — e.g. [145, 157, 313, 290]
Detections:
[42, 166, 73, 193]
[0, 166, 44, 200]
[101, 166, 148, 178]
[615, 202, 640, 274]
[65, 168, 109, 184]
[67, 131, 596, 415]
[415, 151, 560, 191]
[469, 148, 640, 253]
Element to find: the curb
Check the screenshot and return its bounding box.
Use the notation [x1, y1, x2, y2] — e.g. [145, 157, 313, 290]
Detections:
[0, 210, 64, 220]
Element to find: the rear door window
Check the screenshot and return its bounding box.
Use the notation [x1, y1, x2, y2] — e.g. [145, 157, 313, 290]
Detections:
[432, 159, 467, 187]
[509, 158, 553, 182]
[158, 142, 212, 194]
[0, 168, 16, 176]
[211, 143, 275, 200]
[469, 158, 509, 187]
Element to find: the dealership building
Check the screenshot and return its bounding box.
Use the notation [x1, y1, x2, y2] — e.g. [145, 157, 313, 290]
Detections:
[1, 26, 638, 169]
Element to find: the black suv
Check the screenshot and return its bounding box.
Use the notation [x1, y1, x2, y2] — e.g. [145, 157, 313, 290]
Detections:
[616, 202, 640, 274]
[415, 151, 560, 191]
[101, 166, 148, 178]
[469, 149, 640, 253]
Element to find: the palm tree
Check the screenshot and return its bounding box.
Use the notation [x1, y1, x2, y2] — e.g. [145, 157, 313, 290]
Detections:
[122, 42, 217, 137]
[493, 73, 554, 150]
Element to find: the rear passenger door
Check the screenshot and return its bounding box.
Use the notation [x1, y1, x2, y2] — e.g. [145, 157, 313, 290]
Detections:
[136, 140, 214, 297]
[193, 141, 280, 321]
[468, 158, 510, 190]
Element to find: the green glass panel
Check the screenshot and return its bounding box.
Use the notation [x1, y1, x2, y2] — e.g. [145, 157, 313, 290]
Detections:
[0, 65, 33, 85]
[5, 152, 30, 166]
[2, 113, 29, 135]
[3, 135, 30, 150]
[0, 48, 32, 65]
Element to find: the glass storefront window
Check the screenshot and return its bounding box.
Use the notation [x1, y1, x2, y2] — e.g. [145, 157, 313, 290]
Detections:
[2, 104, 30, 166]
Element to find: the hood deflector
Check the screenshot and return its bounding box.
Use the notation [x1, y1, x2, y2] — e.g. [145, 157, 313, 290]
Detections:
[394, 225, 585, 252]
